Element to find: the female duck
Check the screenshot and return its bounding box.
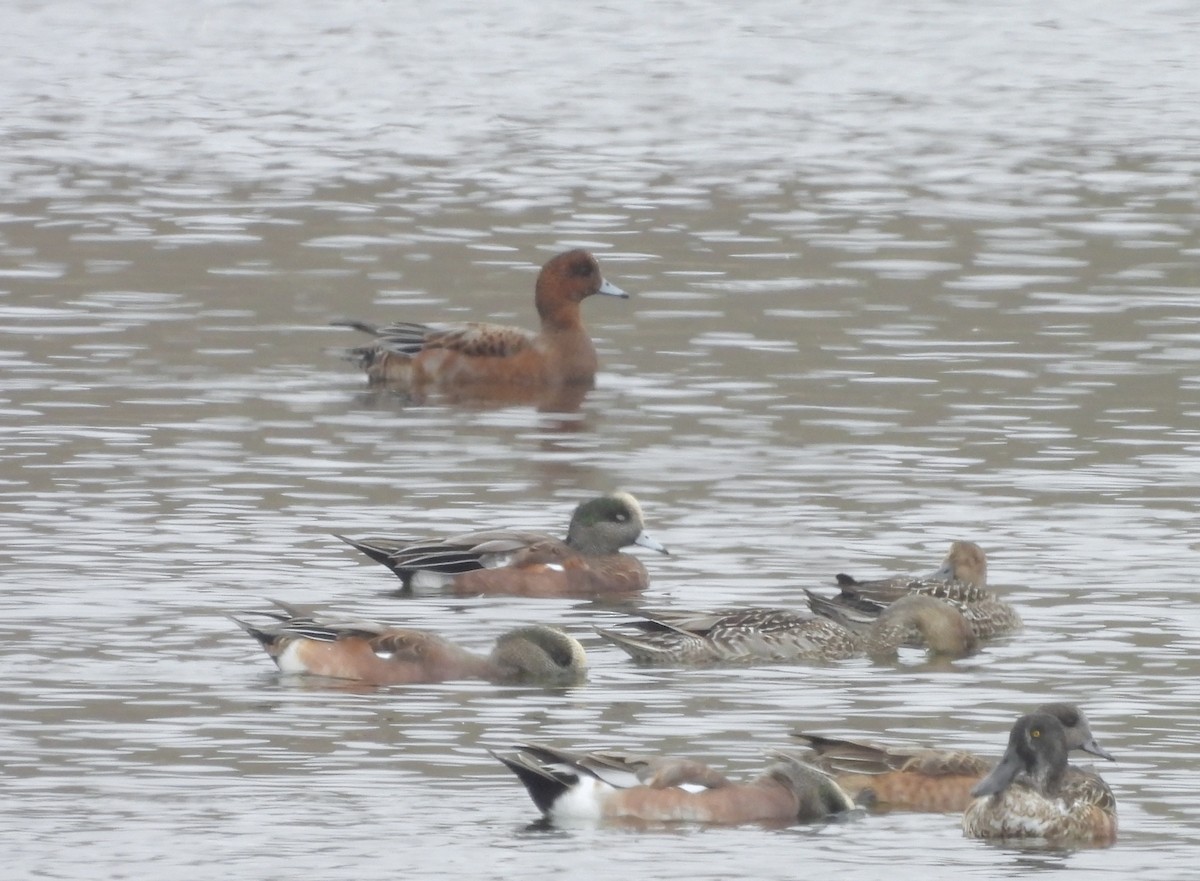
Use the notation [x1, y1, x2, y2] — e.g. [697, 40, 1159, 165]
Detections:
[596, 593, 976, 665]
[819, 540, 1021, 640]
[794, 703, 1114, 813]
[962, 712, 1118, 844]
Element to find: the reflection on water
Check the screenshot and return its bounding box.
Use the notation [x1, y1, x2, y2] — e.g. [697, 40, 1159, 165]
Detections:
[4, 0, 1200, 878]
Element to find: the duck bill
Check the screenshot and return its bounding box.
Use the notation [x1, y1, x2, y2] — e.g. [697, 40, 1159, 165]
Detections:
[597, 279, 629, 299]
[970, 751, 1022, 798]
[927, 561, 954, 580]
[634, 531, 669, 555]
[1080, 737, 1116, 762]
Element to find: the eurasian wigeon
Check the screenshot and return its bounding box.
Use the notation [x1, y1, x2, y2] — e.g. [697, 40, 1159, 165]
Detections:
[962, 712, 1118, 844]
[335, 491, 668, 599]
[337, 248, 627, 390]
[819, 540, 1021, 640]
[228, 601, 586, 686]
[492, 743, 857, 826]
[596, 594, 976, 665]
[793, 703, 1114, 813]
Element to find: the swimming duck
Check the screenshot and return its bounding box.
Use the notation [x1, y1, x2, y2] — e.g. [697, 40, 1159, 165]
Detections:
[794, 703, 1114, 813]
[816, 541, 1021, 640]
[338, 248, 627, 390]
[492, 743, 856, 825]
[962, 711, 1117, 844]
[336, 491, 667, 598]
[596, 593, 976, 665]
[229, 601, 586, 686]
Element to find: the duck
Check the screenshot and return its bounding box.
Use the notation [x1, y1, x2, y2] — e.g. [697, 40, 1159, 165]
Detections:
[793, 703, 1114, 813]
[492, 743, 857, 826]
[814, 540, 1021, 640]
[335, 491, 668, 598]
[595, 593, 977, 665]
[962, 711, 1118, 844]
[228, 600, 586, 686]
[337, 248, 627, 390]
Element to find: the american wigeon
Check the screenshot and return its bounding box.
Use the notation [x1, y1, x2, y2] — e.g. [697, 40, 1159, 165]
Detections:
[336, 492, 668, 598]
[595, 593, 976, 665]
[962, 712, 1118, 844]
[819, 540, 1021, 640]
[228, 601, 586, 686]
[794, 703, 1114, 813]
[337, 249, 627, 389]
[492, 743, 857, 826]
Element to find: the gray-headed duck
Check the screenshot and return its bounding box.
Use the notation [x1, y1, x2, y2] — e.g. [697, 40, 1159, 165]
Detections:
[336, 492, 667, 598]
[229, 601, 586, 686]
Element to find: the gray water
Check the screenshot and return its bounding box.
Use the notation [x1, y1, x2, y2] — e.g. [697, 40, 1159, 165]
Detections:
[3, 1, 1199, 878]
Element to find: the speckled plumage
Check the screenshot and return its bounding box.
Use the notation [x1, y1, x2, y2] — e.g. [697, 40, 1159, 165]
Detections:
[819, 540, 1021, 640]
[596, 594, 976, 665]
[962, 712, 1117, 844]
[598, 607, 861, 665]
[794, 703, 1114, 813]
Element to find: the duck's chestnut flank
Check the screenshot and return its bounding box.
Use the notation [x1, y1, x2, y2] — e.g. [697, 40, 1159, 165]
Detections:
[340, 248, 628, 388]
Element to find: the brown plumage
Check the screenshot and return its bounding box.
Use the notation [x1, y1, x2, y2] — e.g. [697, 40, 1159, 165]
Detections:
[962, 712, 1118, 844]
[492, 744, 857, 826]
[816, 540, 1021, 640]
[337, 248, 627, 390]
[794, 703, 1114, 813]
[597, 594, 977, 665]
[335, 492, 667, 598]
[228, 601, 587, 686]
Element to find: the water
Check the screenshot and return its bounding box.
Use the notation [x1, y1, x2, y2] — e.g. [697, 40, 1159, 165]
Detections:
[2, 1, 1199, 877]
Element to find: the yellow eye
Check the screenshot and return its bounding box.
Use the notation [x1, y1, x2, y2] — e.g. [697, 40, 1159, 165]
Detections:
[1031, 728, 1041, 738]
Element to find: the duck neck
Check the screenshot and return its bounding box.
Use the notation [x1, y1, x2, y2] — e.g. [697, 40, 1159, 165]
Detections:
[866, 596, 975, 657]
[1033, 755, 1067, 795]
[534, 286, 597, 383]
[458, 648, 501, 681]
[488, 626, 584, 684]
[564, 525, 610, 555]
[535, 283, 586, 334]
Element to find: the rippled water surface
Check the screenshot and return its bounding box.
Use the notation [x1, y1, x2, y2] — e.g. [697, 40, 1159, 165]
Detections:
[3, 1, 1200, 878]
